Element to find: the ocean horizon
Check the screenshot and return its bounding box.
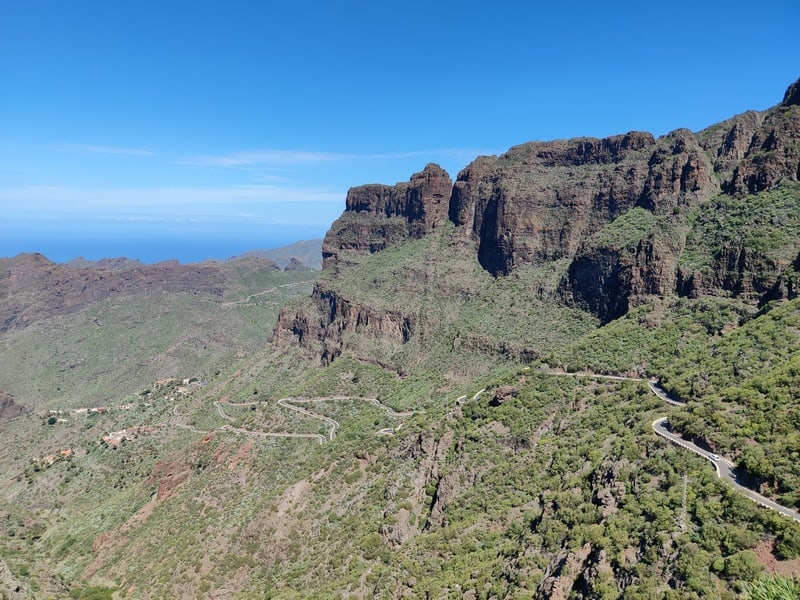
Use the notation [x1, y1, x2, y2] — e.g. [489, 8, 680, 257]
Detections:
[0, 235, 322, 265]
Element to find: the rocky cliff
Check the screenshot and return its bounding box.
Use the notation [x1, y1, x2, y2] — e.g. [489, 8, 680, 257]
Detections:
[321, 163, 453, 269]
[450, 131, 660, 274]
[276, 78, 800, 359]
[452, 83, 799, 321]
[272, 282, 418, 366]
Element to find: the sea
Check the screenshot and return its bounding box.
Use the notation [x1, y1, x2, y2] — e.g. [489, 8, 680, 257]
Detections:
[0, 233, 321, 264]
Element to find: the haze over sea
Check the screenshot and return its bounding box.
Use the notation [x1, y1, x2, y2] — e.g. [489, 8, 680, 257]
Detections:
[1, 222, 328, 264]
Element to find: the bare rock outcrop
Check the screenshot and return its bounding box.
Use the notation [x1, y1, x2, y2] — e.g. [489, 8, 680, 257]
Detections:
[678, 243, 786, 302]
[761, 252, 800, 304]
[726, 111, 800, 194]
[377, 429, 460, 548]
[322, 163, 452, 269]
[636, 128, 717, 213]
[0, 390, 27, 422]
[565, 235, 680, 323]
[271, 283, 416, 365]
[283, 257, 311, 272]
[449, 132, 656, 275]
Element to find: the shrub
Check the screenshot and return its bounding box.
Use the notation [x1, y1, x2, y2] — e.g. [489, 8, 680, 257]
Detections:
[742, 574, 800, 600]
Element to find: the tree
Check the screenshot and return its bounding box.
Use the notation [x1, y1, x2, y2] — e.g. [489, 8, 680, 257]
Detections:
[723, 550, 763, 581]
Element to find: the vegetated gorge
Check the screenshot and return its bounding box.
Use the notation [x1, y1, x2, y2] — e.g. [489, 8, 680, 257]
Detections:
[1, 80, 800, 599]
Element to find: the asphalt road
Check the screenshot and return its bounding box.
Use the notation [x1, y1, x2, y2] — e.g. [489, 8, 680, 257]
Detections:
[652, 416, 800, 522]
[546, 371, 800, 523]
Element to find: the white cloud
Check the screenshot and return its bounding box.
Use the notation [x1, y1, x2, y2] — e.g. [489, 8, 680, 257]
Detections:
[0, 184, 345, 216]
[177, 147, 494, 169]
[54, 143, 155, 157]
[176, 150, 352, 168]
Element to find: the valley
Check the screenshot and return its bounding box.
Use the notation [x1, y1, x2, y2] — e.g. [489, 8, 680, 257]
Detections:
[43, 366, 800, 526]
[1, 81, 799, 598]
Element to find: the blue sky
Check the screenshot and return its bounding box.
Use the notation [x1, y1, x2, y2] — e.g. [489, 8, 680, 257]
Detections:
[1, 1, 798, 262]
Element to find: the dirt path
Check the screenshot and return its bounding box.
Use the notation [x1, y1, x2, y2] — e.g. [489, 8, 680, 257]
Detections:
[213, 396, 415, 443]
[220, 282, 309, 308]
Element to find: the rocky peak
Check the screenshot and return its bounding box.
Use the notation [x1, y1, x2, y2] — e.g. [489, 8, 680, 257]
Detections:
[501, 131, 656, 167]
[321, 163, 452, 269]
[284, 257, 311, 272]
[636, 128, 717, 213]
[282, 78, 800, 360]
[782, 76, 800, 107]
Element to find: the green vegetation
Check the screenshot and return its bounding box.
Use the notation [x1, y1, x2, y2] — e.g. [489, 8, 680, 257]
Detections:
[70, 585, 116, 600]
[661, 298, 800, 507]
[1, 163, 799, 596]
[585, 206, 662, 250]
[545, 296, 755, 376]
[680, 181, 800, 273]
[743, 574, 800, 600]
[5, 347, 798, 597]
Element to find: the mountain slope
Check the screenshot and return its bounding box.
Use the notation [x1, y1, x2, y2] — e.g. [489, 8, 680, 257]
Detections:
[1, 79, 799, 599]
[0, 254, 317, 410]
[274, 78, 800, 372]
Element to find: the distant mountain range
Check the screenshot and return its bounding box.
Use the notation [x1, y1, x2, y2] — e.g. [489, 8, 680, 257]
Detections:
[239, 239, 323, 270]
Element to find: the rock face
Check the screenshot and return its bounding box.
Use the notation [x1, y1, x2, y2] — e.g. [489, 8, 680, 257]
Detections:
[448, 124, 734, 321]
[276, 78, 800, 355]
[450, 131, 658, 274]
[283, 257, 311, 272]
[567, 238, 679, 322]
[321, 163, 452, 269]
[783, 78, 800, 107]
[272, 283, 416, 365]
[447, 79, 800, 321]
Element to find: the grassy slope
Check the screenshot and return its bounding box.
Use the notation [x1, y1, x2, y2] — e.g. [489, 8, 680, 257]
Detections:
[308, 223, 598, 397]
[0, 264, 316, 410]
[9, 366, 797, 599]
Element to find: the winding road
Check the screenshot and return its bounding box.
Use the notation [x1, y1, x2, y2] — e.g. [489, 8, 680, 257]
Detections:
[212, 396, 414, 443]
[159, 369, 800, 521]
[170, 403, 326, 443]
[219, 282, 310, 308]
[651, 417, 800, 521]
[551, 371, 800, 522]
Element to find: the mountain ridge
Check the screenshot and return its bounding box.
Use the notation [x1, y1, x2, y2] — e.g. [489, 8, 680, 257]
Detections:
[274, 79, 800, 370]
